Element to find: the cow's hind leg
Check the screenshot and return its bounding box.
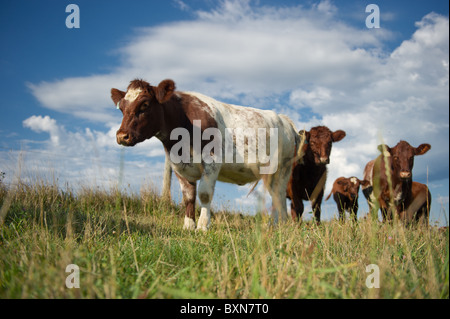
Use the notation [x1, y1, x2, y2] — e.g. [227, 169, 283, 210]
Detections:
[265, 165, 291, 224]
[175, 172, 197, 230]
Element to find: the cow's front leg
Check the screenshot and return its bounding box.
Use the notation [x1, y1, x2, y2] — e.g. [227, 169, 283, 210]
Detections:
[311, 190, 324, 224]
[196, 163, 220, 231]
[175, 172, 197, 230]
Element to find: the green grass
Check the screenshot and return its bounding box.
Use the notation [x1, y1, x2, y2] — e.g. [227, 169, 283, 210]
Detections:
[0, 179, 448, 299]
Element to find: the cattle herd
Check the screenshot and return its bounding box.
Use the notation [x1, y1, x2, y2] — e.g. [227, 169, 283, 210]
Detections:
[112, 79, 432, 231]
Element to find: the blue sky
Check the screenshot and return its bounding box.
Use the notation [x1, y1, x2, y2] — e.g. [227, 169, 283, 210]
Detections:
[1, 0, 448, 225]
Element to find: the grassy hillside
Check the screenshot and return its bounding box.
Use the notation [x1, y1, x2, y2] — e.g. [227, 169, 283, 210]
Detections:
[0, 179, 448, 299]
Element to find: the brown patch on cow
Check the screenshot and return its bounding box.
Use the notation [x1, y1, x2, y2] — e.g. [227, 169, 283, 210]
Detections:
[175, 171, 196, 221]
[112, 79, 218, 151]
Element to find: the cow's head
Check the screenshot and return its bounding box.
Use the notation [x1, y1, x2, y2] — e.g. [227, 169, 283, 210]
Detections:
[111, 79, 175, 146]
[337, 177, 370, 200]
[300, 126, 346, 165]
[377, 140, 431, 181]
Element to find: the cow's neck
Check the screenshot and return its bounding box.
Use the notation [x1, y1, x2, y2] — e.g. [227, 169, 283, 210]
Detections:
[154, 92, 218, 156]
[303, 147, 321, 168]
[155, 94, 194, 152]
[400, 178, 413, 204]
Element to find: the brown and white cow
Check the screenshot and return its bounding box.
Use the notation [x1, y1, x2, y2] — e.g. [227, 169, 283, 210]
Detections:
[286, 126, 346, 223]
[111, 79, 300, 231]
[364, 140, 431, 222]
[325, 176, 370, 222]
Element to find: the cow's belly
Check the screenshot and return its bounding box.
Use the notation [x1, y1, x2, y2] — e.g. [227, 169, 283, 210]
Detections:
[171, 161, 259, 186]
[171, 162, 203, 183]
[218, 164, 259, 185]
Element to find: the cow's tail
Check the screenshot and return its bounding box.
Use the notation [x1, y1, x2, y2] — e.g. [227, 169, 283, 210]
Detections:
[325, 190, 333, 201]
[162, 154, 172, 201]
[246, 180, 260, 197]
[295, 129, 307, 163]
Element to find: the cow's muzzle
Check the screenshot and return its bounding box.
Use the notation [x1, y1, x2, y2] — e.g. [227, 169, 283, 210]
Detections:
[319, 157, 330, 165]
[116, 131, 132, 146]
[399, 171, 412, 179]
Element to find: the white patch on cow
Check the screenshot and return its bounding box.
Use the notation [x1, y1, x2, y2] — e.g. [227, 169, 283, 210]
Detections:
[124, 88, 142, 102]
[183, 216, 196, 230]
[350, 177, 357, 184]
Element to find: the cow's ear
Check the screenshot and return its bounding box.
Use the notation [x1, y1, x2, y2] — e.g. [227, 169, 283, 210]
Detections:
[359, 179, 371, 187]
[377, 144, 391, 154]
[332, 130, 346, 142]
[111, 88, 125, 106]
[155, 79, 175, 104]
[336, 179, 346, 185]
[415, 143, 431, 156]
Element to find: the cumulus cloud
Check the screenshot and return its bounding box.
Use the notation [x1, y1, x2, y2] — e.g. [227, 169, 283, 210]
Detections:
[23, 115, 61, 145]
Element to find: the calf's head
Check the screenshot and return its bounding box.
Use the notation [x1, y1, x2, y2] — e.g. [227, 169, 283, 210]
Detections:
[378, 141, 431, 181]
[300, 126, 346, 165]
[111, 79, 175, 146]
[336, 177, 370, 200]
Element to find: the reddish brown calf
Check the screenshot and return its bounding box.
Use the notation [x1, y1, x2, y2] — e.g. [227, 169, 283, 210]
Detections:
[326, 177, 370, 222]
[370, 140, 431, 222]
[286, 126, 346, 223]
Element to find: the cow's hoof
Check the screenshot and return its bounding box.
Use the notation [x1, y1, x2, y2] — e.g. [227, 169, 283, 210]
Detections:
[183, 217, 196, 230]
[196, 225, 208, 232]
[196, 216, 210, 232]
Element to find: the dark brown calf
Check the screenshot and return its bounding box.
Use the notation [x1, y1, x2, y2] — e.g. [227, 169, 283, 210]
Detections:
[370, 140, 431, 222]
[286, 126, 346, 223]
[326, 177, 370, 222]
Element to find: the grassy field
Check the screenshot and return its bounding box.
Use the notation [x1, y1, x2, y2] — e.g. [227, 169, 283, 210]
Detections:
[0, 178, 448, 299]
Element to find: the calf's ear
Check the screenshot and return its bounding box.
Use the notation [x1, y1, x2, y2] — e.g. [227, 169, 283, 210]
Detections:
[415, 143, 431, 156]
[332, 130, 346, 142]
[111, 88, 125, 106]
[155, 79, 176, 104]
[359, 179, 371, 187]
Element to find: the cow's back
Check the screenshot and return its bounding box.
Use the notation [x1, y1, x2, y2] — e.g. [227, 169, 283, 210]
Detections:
[182, 92, 298, 184]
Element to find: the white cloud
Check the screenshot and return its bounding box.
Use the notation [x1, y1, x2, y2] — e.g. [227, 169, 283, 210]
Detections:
[23, 115, 61, 145]
[28, 0, 392, 119]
